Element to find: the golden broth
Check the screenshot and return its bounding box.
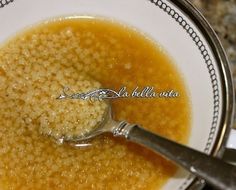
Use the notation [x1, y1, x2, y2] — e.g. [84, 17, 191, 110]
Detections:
[0, 17, 191, 190]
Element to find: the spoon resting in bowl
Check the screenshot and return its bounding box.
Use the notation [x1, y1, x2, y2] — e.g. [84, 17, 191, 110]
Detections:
[53, 99, 236, 190]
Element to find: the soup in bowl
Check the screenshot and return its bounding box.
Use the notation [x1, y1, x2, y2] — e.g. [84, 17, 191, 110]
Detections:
[0, 17, 191, 190]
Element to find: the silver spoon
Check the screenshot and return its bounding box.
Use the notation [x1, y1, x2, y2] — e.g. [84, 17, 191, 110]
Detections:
[63, 103, 236, 190]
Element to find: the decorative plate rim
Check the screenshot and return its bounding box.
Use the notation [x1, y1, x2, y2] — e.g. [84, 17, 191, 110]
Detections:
[0, 0, 14, 8]
[152, 0, 234, 189]
[149, 0, 220, 189]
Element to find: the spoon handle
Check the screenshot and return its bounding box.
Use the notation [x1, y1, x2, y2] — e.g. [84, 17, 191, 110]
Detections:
[124, 125, 236, 190]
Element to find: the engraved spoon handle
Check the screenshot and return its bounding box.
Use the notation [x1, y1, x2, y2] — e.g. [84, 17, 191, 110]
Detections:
[117, 124, 236, 190]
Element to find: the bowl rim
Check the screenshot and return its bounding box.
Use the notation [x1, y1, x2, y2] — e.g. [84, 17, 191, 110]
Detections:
[165, 0, 235, 189]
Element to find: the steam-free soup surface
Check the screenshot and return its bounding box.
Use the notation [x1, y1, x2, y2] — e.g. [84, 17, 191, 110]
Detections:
[0, 17, 190, 190]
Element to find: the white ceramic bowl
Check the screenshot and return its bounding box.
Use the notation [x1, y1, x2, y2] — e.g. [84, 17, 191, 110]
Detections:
[0, 0, 235, 189]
